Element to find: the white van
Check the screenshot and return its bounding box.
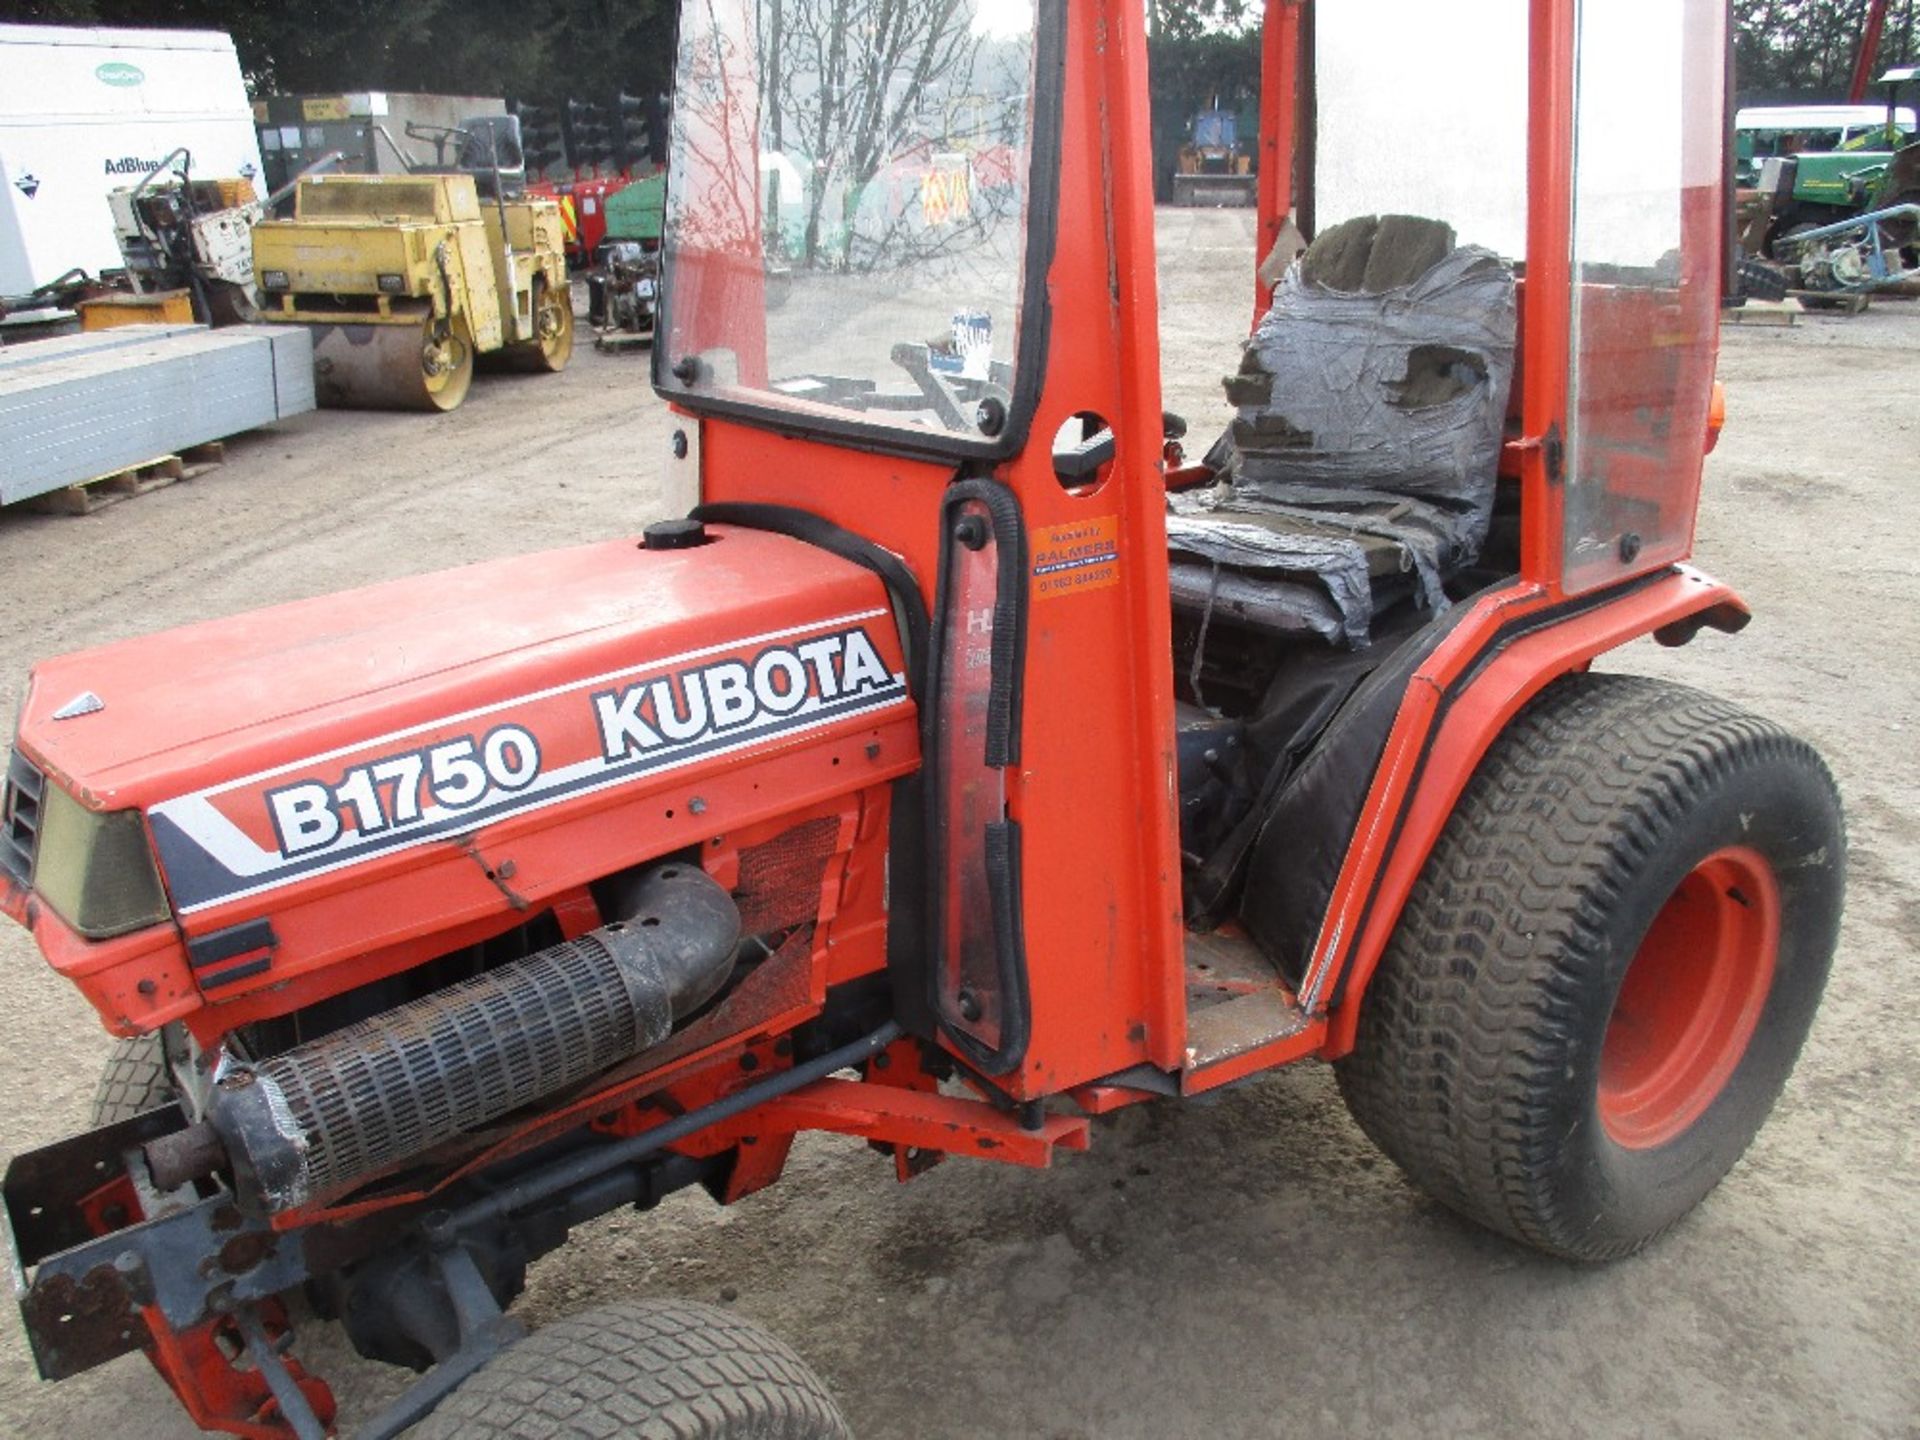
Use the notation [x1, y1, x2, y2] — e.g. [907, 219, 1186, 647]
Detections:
[0, 24, 264, 303]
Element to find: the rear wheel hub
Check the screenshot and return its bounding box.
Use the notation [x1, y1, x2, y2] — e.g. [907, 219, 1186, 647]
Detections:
[1598, 845, 1781, 1150]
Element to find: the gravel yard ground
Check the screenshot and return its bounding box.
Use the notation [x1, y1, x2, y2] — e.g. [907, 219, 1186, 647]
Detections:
[0, 206, 1912, 1438]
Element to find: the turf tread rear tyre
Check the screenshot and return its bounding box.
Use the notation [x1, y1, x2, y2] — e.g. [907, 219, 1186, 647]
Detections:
[1336, 672, 1843, 1261]
[411, 1299, 851, 1440]
[91, 1033, 173, 1126]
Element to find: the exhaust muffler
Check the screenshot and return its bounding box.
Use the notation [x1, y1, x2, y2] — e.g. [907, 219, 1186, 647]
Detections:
[151, 863, 739, 1215]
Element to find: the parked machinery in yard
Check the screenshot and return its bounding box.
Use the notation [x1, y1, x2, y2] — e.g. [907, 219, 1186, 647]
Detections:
[250, 115, 571, 410]
[96, 147, 345, 330]
[587, 171, 665, 347]
[2, 146, 329, 333]
[103, 167, 258, 326]
[0, 1, 1844, 1436]
[1173, 101, 1257, 206]
[588, 237, 659, 347]
[1775, 198, 1920, 295]
[1749, 68, 1920, 262]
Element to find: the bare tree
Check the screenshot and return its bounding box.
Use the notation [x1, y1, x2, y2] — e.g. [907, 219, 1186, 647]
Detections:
[761, 0, 991, 266]
[1736, 0, 1920, 101]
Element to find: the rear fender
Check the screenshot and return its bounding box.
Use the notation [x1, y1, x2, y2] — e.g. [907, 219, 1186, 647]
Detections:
[1310, 567, 1750, 1057]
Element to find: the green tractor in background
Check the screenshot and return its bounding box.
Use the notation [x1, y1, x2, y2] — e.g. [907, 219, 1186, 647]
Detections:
[1746, 66, 1920, 263]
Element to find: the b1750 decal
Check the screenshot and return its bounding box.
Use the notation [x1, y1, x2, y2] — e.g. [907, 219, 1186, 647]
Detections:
[148, 614, 909, 914]
[266, 726, 545, 856]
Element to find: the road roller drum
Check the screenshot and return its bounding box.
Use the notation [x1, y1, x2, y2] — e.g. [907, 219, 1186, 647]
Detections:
[310, 314, 476, 411]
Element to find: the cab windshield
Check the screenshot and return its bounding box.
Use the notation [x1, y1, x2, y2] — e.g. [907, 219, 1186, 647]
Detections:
[660, 0, 1042, 445]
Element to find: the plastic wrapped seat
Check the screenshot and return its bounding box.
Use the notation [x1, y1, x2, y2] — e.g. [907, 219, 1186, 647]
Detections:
[1170, 215, 1517, 649]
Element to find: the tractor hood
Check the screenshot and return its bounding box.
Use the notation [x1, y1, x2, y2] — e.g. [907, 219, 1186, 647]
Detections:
[12, 526, 913, 921]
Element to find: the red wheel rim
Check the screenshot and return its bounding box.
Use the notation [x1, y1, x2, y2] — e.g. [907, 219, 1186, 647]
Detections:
[1598, 846, 1781, 1150]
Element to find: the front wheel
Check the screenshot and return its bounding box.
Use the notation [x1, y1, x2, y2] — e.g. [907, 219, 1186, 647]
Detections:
[91, 1031, 177, 1126]
[1337, 673, 1844, 1261]
[411, 1299, 851, 1439]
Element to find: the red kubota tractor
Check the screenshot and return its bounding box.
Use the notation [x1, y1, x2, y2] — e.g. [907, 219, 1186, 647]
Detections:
[0, 1, 1845, 1436]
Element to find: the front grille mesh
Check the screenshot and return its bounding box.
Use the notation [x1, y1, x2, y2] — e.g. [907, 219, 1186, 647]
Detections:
[733, 815, 840, 934]
[252, 929, 660, 1202]
[0, 750, 45, 887]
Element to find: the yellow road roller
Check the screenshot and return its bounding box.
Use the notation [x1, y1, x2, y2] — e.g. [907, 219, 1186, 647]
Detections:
[251, 171, 572, 411]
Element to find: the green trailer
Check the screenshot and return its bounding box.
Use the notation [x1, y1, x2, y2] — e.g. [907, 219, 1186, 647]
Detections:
[602, 170, 665, 245]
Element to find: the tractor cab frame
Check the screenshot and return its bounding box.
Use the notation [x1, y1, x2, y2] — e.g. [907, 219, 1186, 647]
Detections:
[652, 0, 1738, 1090]
[0, 2, 1844, 1437]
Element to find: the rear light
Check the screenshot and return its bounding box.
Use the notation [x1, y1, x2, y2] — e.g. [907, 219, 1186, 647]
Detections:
[377, 273, 407, 295]
[260, 269, 289, 291]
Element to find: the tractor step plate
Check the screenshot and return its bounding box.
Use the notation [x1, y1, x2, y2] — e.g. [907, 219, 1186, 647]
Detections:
[1181, 929, 1319, 1079]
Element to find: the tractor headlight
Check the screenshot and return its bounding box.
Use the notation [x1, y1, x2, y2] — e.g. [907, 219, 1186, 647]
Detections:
[377, 273, 407, 295]
[260, 269, 290, 292]
[32, 784, 171, 940]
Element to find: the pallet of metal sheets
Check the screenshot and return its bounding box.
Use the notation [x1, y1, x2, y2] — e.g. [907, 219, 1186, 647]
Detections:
[0, 324, 315, 507]
[0, 322, 207, 372]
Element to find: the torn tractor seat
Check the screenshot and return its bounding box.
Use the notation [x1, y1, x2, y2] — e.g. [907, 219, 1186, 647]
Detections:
[1170, 215, 1517, 649]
